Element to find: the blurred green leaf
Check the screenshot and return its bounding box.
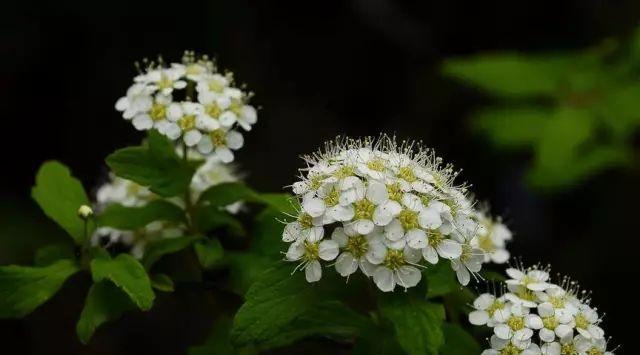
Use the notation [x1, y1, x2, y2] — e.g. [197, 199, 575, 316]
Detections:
[190, 316, 256, 355]
[439, 323, 481, 355]
[379, 296, 445, 355]
[0, 259, 79, 318]
[194, 206, 246, 236]
[150, 273, 175, 292]
[76, 280, 135, 344]
[106, 131, 200, 197]
[194, 238, 224, 269]
[443, 53, 572, 98]
[97, 200, 185, 230]
[34, 244, 75, 266]
[31, 161, 92, 245]
[90, 254, 155, 311]
[472, 107, 552, 148]
[230, 263, 334, 347]
[142, 236, 199, 270]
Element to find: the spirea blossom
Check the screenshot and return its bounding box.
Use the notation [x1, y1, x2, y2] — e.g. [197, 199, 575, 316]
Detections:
[283, 135, 502, 291]
[92, 150, 242, 257]
[469, 265, 615, 355]
[115, 51, 257, 163]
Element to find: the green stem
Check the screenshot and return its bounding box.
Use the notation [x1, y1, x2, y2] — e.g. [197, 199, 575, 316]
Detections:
[183, 142, 197, 235]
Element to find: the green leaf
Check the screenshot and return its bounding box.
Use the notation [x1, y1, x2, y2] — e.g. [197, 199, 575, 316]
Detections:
[259, 301, 373, 350]
[31, 161, 92, 245]
[90, 254, 155, 311]
[190, 316, 256, 355]
[424, 262, 458, 299]
[198, 182, 262, 206]
[34, 244, 75, 266]
[439, 323, 481, 355]
[194, 238, 224, 269]
[442, 53, 571, 98]
[0, 260, 80, 318]
[472, 107, 552, 149]
[150, 273, 175, 292]
[97, 200, 185, 230]
[194, 206, 246, 236]
[230, 263, 333, 347]
[106, 130, 200, 197]
[76, 281, 135, 344]
[379, 296, 446, 355]
[142, 236, 199, 270]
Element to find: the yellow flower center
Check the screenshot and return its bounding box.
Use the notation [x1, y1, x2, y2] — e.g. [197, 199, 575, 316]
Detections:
[428, 231, 443, 247]
[386, 182, 403, 202]
[460, 244, 472, 263]
[366, 158, 386, 171]
[506, 316, 524, 331]
[208, 79, 225, 93]
[345, 235, 368, 258]
[500, 343, 521, 355]
[398, 166, 417, 182]
[549, 295, 566, 309]
[178, 115, 196, 131]
[383, 249, 404, 270]
[230, 98, 244, 116]
[586, 348, 604, 355]
[334, 165, 355, 179]
[478, 234, 495, 252]
[561, 343, 578, 355]
[398, 209, 419, 230]
[323, 187, 340, 207]
[158, 74, 173, 90]
[298, 213, 313, 229]
[210, 129, 227, 147]
[354, 199, 375, 220]
[150, 103, 166, 121]
[574, 314, 589, 330]
[303, 241, 319, 261]
[205, 103, 221, 118]
[486, 300, 505, 317]
[186, 64, 203, 76]
[309, 174, 327, 191]
[542, 316, 558, 330]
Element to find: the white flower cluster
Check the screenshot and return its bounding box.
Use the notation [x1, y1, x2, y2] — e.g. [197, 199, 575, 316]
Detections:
[115, 51, 257, 163]
[469, 266, 614, 355]
[92, 151, 242, 258]
[283, 136, 512, 292]
[474, 210, 512, 264]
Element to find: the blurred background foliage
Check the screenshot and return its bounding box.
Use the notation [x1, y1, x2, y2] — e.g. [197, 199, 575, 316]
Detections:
[443, 28, 640, 190]
[3, 0, 640, 354]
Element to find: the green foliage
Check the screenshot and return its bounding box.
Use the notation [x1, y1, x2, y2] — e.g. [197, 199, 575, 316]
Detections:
[194, 238, 224, 269]
[424, 262, 458, 299]
[0, 260, 79, 318]
[150, 273, 175, 292]
[190, 316, 256, 355]
[379, 296, 446, 355]
[440, 323, 481, 355]
[443, 34, 640, 190]
[230, 264, 337, 348]
[97, 200, 186, 230]
[31, 161, 93, 245]
[106, 131, 200, 197]
[141, 236, 199, 270]
[90, 254, 155, 311]
[76, 281, 136, 344]
[34, 244, 75, 266]
[194, 206, 246, 236]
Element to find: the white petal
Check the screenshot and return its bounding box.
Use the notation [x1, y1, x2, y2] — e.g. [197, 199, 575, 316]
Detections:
[455, 264, 470, 285]
[405, 229, 427, 249]
[305, 260, 322, 282]
[418, 208, 442, 230]
[539, 328, 556, 343]
[282, 222, 302, 242]
[183, 130, 202, 146]
[469, 310, 489, 325]
[329, 205, 355, 222]
[226, 130, 244, 149]
[422, 246, 438, 264]
[525, 314, 543, 329]
[165, 123, 181, 140]
[394, 266, 421, 288]
[537, 303, 555, 318]
[473, 294, 495, 310]
[366, 181, 388, 204]
[506, 268, 526, 280]
[335, 253, 358, 276]
[197, 136, 214, 154]
[331, 227, 348, 247]
[366, 241, 387, 264]
[384, 219, 404, 241]
[353, 219, 374, 235]
[436, 239, 462, 259]
[302, 197, 326, 217]
[132, 114, 153, 130]
[285, 242, 304, 260]
[219, 111, 237, 127]
[373, 267, 395, 292]
[494, 324, 512, 340]
[167, 103, 183, 121]
[318, 240, 339, 261]
[306, 227, 324, 242]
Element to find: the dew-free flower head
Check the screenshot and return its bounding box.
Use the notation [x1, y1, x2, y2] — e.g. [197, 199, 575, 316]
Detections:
[115, 51, 257, 163]
[282, 135, 497, 291]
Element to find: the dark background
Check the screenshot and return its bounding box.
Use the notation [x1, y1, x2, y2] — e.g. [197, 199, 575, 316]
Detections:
[2, 1, 639, 353]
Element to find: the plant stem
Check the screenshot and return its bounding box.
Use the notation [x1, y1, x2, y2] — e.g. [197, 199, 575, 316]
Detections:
[183, 142, 197, 235]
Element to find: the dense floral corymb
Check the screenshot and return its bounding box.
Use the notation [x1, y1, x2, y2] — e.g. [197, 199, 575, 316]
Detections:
[469, 265, 614, 355]
[282, 136, 513, 292]
[115, 51, 257, 163]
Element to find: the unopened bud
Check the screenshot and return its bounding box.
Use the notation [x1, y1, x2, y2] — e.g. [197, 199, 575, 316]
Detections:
[77, 205, 94, 219]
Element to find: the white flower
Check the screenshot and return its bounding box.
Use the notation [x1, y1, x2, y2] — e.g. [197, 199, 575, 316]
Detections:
[493, 303, 543, 346]
[537, 302, 574, 343]
[146, 68, 187, 95]
[474, 212, 512, 264]
[96, 175, 154, 208]
[197, 129, 244, 163]
[469, 293, 511, 326]
[372, 246, 422, 292]
[482, 335, 541, 355]
[421, 230, 462, 264]
[569, 305, 604, 340]
[331, 226, 384, 277]
[285, 240, 339, 282]
[115, 83, 154, 119]
[450, 242, 484, 286]
[506, 267, 551, 292]
[574, 335, 614, 355]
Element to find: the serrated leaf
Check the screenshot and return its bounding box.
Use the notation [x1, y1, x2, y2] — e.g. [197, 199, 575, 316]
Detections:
[76, 281, 135, 344]
[34, 244, 75, 266]
[90, 254, 155, 311]
[439, 323, 481, 355]
[150, 273, 174, 292]
[443, 53, 571, 98]
[142, 236, 199, 270]
[31, 161, 92, 245]
[194, 238, 224, 269]
[106, 130, 199, 197]
[0, 260, 80, 318]
[379, 296, 446, 355]
[259, 301, 373, 350]
[424, 262, 458, 299]
[97, 200, 185, 230]
[230, 264, 333, 347]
